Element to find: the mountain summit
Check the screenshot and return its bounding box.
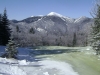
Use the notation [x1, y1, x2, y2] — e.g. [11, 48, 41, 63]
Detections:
[47, 12, 64, 17]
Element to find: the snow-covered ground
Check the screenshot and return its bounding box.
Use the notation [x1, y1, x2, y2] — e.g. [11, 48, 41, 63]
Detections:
[0, 46, 79, 75]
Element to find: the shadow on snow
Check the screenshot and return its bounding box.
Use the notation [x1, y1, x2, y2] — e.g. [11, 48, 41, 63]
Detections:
[30, 49, 79, 56]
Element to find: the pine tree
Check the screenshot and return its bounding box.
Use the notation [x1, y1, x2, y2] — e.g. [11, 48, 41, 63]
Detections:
[1, 8, 11, 45]
[72, 32, 77, 47]
[29, 27, 35, 34]
[0, 14, 3, 44]
[5, 38, 18, 58]
[0, 14, 2, 25]
[16, 25, 19, 32]
[91, 1, 100, 55]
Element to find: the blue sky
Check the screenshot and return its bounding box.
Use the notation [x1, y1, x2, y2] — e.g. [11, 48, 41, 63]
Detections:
[0, 0, 94, 20]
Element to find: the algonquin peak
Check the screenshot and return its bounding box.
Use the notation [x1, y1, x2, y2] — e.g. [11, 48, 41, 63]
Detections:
[9, 12, 93, 47]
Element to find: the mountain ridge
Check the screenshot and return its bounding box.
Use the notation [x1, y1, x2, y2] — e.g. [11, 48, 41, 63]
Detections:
[10, 12, 94, 46]
[10, 12, 92, 22]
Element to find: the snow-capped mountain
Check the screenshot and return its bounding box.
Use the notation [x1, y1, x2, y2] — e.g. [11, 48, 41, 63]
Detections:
[74, 16, 89, 23]
[9, 12, 93, 46]
[47, 12, 64, 17]
[10, 12, 93, 35]
[47, 12, 75, 23]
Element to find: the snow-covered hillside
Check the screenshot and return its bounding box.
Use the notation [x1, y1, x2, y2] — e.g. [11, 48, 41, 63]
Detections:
[9, 12, 93, 47]
[10, 12, 93, 37]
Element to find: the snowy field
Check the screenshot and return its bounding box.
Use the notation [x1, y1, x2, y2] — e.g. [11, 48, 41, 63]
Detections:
[0, 46, 79, 75]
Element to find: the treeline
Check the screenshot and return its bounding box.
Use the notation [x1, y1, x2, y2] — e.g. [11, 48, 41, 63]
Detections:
[12, 28, 88, 47]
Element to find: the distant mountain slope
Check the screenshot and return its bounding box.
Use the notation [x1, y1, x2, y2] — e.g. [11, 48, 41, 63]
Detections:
[9, 12, 94, 46]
